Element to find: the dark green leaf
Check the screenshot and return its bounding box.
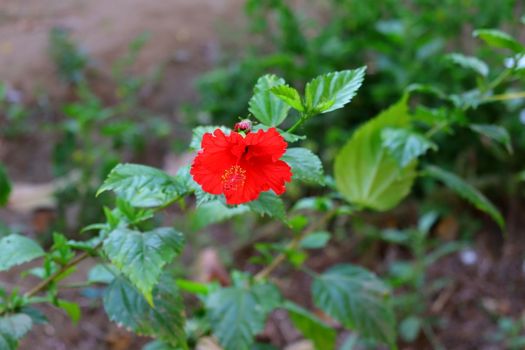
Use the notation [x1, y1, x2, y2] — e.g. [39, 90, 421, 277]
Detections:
[191, 200, 249, 231]
[248, 191, 286, 221]
[104, 273, 187, 349]
[0, 165, 11, 207]
[299, 231, 331, 249]
[0, 313, 32, 339]
[470, 124, 512, 153]
[270, 84, 304, 111]
[98, 164, 186, 208]
[249, 75, 291, 126]
[423, 165, 504, 229]
[0, 234, 44, 271]
[381, 127, 437, 167]
[284, 301, 336, 350]
[206, 283, 281, 350]
[87, 264, 117, 284]
[335, 97, 417, 211]
[0, 331, 17, 350]
[304, 67, 366, 114]
[312, 264, 396, 346]
[282, 148, 324, 185]
[103, 227, 185, 304]
[473, 29, 525, 53]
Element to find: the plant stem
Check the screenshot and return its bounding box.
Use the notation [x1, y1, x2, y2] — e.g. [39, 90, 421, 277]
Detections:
[255, 210, 336, 280]
[25, 243, 102, 298]
[286, 111, 310, 134]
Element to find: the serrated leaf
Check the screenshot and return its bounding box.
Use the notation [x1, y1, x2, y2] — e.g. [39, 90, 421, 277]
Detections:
[470, 124, 513, 153]
[190, 126, 231, 150]
[0, 234, 44, 271]
[381, 127, 437, 167]
[206, 283, 281, 350]
[103, 227, 185, 304]
[249, 75, 291, 126]
[282, 148, 324, 185]
[305, 67, 366, 114]
[104, 273, 187, 349]
[335, 97, 417, 211]
[312, 264, 396, 346]
[446, 53, 489, 77]
[0, 165, 11, 207]
[191, 200, 249, 231]
[270, 84, 304, 111]
[473, 29, 525, 53]
[284, 301, 336, 350]
[423, 165, 504, 229]
[98, 164, 186, 208]
[0, 314, 32, 339]
[247, 191, 286, 221]
[87, 264, 117, 284]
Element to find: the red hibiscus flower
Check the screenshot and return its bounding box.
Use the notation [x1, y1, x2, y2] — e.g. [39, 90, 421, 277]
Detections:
[190, 127, 292, 205]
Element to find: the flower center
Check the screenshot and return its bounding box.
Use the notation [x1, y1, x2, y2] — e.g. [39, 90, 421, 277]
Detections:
[221, 165, 246, 192]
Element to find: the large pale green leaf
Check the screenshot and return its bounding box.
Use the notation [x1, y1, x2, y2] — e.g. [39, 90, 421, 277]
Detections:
[473, 29, 525, 53]
[249, 75, 290, 126]
[248, 191, 286, 221]
[304, 67, 366, 114]
[470, 124, 513, 153]
[103, 227, 185, 304]
[98, 164, 186, 208]
[104, 274, 187, 349]
[381, 127, 437, 167]
[0, 165, 10, 207]
[0, 234, 44, 271]
[282, 148, 324, 185]
[446, 53, 489, 77]
[270, 84, 304, 111]
[423, 165, 504, 228]
[206, 283, 281, 350]
[190, 200, 249, 231]
[335, 97, 417, 211]
[284, 301, 336, 350]
[312, 264, 396, 346]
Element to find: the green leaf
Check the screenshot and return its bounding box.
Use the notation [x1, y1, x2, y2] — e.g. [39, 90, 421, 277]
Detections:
[304, 67, 366, 114]
[334, 97, 417, 211]
[249, 75, 291, 126]
[0, 331, 17, 350]
[381, 127, 437, 167]
[312, 264, 396, 346]
[103, 227, 185, 304]
[0, 313, 33, 339]
[0, 165, 11, 207]
[0, 234, 44, 271]
[470, 124, 513, 153]
[98, 164, 185, 208]
[57, 300, 81, 324]
[206, 283, 281, 350]
[270, 84, 304, 111]
[446, 53, 489, 77]
[473, 29, 525, 53]
[423, 165, 504, 229]
[283, 301, 336, 350]
[299, 231, 330, 249]
[282, 148, 324, 185]
[191, 200, 249, 231]
[104, 273, 187, 349]
[248, 191, 286, 221]
[87, 264, 117, 284]
[190, 126, 231, 150]
[143, 340, 177, 350]
[399, 316, 421, 342]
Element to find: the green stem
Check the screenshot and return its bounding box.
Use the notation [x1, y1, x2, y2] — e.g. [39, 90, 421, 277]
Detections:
[286, 111, 310, 134]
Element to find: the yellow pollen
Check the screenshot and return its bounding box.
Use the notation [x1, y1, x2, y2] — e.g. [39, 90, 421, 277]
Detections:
[222, 165, 246, 192]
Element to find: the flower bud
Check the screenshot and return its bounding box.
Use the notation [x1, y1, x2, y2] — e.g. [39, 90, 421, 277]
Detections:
[234, 119, 252, 132]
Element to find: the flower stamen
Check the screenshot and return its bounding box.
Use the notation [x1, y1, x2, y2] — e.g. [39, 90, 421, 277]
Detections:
[222, 165, 246, 192]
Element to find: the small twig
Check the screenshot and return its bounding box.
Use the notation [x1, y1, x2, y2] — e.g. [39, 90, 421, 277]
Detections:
[25, 243, 102, 298]
[255, 210, 335, 280]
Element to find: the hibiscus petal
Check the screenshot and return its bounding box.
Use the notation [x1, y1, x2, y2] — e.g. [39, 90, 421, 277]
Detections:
[244, 128, 287, 161]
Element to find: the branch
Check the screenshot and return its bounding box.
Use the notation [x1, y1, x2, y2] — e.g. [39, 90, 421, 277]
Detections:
[25, 243, 102, 298]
